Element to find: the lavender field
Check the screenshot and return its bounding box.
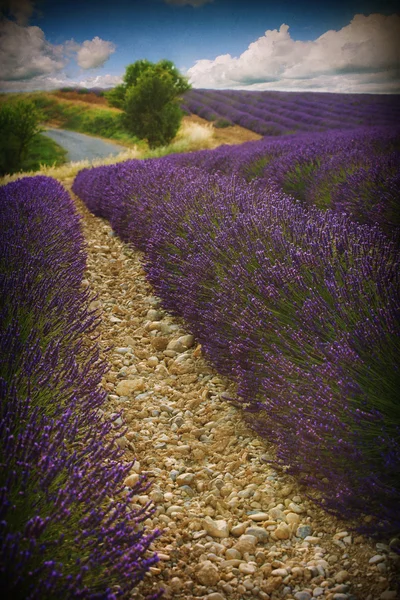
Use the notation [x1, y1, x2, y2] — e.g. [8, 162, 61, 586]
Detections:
[0, 177, 160, 599]
[182, 90, 400, 136]
[2, 98, 400, 597]
[72, 121, 400, 541]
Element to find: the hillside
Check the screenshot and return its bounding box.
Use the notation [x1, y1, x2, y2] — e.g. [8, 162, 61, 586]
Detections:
[182, 89, 400, 135]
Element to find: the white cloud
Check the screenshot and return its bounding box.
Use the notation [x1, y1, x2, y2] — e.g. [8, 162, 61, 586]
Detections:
[0, 13, 117, 92]
[77, 73, 123, 88]
[164, 0, 213, 7]
[74, 36, 116, 70]
[0, 18, 66, 82]
[187, 13, 400, 93]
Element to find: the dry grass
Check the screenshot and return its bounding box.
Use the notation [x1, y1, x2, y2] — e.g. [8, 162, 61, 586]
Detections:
[0, 147, 141, 187]
[52, 91, 110, 106]
[185, 114, 262, 146]
[0, 103, 261, 186]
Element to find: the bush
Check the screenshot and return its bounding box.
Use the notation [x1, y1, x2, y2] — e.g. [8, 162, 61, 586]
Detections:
[213, 118, 232, 128]
[73, 157, 400, 541]
[108, 59, 190, 148]
[0, 101, 42, 175]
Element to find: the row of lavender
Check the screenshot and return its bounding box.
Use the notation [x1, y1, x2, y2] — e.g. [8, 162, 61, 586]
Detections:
[72, 155, 400, 543]
[182, 89, 400, 135]
[0, 177, 160, 599]
[165, 126, 400, 241]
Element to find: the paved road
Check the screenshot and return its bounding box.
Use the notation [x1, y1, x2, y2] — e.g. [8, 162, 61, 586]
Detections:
[42, 128, 128, 162]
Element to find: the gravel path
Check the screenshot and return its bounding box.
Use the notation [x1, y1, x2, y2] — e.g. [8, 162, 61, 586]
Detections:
[64, 177, 399, 600]
[42, 128, 128, 162]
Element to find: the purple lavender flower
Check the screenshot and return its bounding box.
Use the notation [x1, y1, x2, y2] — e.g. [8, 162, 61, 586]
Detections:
[1, 176, 160, 598]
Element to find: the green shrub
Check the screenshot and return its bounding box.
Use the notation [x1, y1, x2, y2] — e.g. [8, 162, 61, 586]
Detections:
[0, 101, 42, 175]
[214, 118, 232, 128]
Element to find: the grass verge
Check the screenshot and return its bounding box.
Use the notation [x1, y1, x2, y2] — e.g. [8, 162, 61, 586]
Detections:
[20, 133, 68, 172]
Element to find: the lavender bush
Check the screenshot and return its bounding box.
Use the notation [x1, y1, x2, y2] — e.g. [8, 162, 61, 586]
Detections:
[0, 176, 160, 599]
[72, 157, 400, 541]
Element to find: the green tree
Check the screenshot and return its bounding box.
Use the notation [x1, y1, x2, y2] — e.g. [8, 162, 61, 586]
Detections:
[106, 59, 191, 148]
[0, 101, 42, 175]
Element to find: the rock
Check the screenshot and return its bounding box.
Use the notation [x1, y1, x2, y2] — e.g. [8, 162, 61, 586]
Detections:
[294, 593, 312, 600]
[289, 502, 304, 514]
[124, 474, 139, 487]
[175, 445, 190, 455]
[264, 576, 284, 593]
[332, 595, 349, 600]
[271, 568, 288, 577]
[225, 548, 241, 560]
[220, 559, 243, 568]
[274, 523, 291, 540]
[147, 356, 159, 367]
[196, 560, 220, 586]
[380, 592, 397, 600]
[233, 534, 258, 554]
[369, 554, 384, 564]
[286, 512, 301, 525]
[207, 594, 225, 600]
[334, 570, 349, 583]
[249, 512, 270, 521]
[343, 535, 352, 545]
[115, 436, 128, 448]
[269, 507, 285, 520]
[115, 378, 144, 396]
[304, 536, 320, 544]
[151, 337, 169, 351]
[147, 309, 162, 321]
[177, 473, 195, 486]
[231, 522, 248, 537]
[239, 563, 257, 574]
[203, 516, 230, 538]
[313, 588, 324, 597]
[109, 315, 123, 323]
[167, 335, 195, 353]
[246, 526, 269, 542]
[166, 505, 184, 515]
[296, 525, 313, 539]
[239, 563, 257, 575]
[169, 577, 183, 591]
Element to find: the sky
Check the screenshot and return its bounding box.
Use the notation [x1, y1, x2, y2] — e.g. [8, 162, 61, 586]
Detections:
[0, 0, 399, 94]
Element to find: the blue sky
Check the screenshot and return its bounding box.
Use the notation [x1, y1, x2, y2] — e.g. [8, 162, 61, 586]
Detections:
[1, 0, 399, 93]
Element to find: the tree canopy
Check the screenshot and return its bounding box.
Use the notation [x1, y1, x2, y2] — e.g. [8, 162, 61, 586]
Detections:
[0, 101, 42, 175]
[106, 59, 191, 148]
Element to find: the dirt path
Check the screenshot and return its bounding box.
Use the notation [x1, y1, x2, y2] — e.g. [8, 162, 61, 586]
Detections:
[62, 177, 398, 600]
[42, 128, 128, 162]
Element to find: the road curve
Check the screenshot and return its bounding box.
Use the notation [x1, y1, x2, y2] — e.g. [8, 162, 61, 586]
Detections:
[42, 128, 128, 162]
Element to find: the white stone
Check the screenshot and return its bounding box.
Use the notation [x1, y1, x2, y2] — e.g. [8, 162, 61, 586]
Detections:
[239, 562, 257, 574]
[249, 512, 270, 521]
[203, 517, 230, 538]
[115, 378, 144, 396]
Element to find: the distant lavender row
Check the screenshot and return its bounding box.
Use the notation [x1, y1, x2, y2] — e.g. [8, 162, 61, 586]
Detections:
[0, 176, 160, 599]
[72, 162, 400, 541]
[183, 89, 400, 134]
[164, 126, 400, 240]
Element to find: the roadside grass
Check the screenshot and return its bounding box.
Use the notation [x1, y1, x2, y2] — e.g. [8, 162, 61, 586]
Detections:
[20, 133, 68, 172]
[0, 147, 142, 186]
[0, 91, 232, 182]
[0, 121, 215, 184]
[0, 91, 140, 146]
